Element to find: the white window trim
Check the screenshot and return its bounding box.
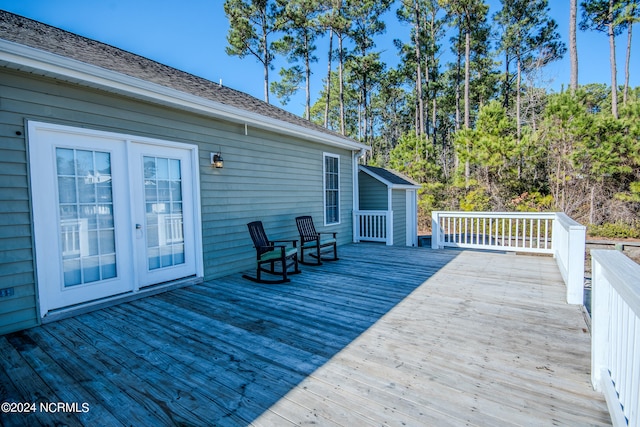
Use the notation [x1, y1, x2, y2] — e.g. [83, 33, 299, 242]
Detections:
[323, 152, 341, 226]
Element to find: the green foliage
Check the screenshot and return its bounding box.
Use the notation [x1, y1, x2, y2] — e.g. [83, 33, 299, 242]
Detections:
[615, 181, 640, 202]
[577, 83, 611, 113]
[222, 0, 640, 229]
[270, 66, 303, 105]
[580, 0, 624, 34]
[459, 187, 491, 211]
[588, 221, 640, 239]
[508, 192, 555, 212]
[309, 69, 360, 138]
[224, 0, 282, 102]
[575, 113, 632, 181]
[453, 101, 520, 194]
[388, 132, 442, 183]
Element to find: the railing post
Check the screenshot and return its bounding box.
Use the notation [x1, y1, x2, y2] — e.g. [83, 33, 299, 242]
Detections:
[431, 211, 441, 249]
[590, 255, 607, 392]
[353, 211, 360, 243]
[566, 222, 586, 305]
[552, 213, 586, 305]
[387, 211, 393, 246]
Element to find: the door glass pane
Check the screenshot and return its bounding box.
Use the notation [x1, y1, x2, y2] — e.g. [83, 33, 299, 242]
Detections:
[56, 148, 117, 287]
[143, 156, 185, 270]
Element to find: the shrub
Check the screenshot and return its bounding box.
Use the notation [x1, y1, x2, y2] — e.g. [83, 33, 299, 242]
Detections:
[587, 221, 640, 239]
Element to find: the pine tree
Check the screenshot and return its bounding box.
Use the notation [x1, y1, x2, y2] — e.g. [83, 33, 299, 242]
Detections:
[580, 0, 625, 118]
[272, 0, 323, 119]
[224, 0, 282, 103]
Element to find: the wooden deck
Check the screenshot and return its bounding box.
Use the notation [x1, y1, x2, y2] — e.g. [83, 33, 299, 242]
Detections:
[0, 244, 610, 426]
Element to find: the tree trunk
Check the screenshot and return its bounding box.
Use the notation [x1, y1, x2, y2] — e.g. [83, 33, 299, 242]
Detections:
[262, 30, 270, 104]
[608, 0, 618, 119]
[624, 22, 632, 105]
[414, 0, 425, 136]
[516, 56, 522, 141]
[516, 56, 523, 179]
[464, 31, 470, 188]
[304, 39, 311, 121]
[338, 34, 345, 135]
[362, 72, 369, 144]
[464, 31, 470, 129]
[589, 184, 595, 225]
[455, 26, 462, 131]
[570, 0, 579, 93]
[503, 52, 510, 109]
[324, 28, 333, 128]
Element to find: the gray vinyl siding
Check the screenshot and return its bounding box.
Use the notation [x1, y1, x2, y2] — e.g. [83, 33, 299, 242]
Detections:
[0, 68, 355, 334]
[0, 125, 37, 334]
[358, 172, 388, 210]
[392, 190, 406, 246]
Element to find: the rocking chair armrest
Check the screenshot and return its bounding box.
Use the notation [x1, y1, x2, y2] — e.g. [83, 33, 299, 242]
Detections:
[257, 244, 283, 251]
[270, 239, 298, 248]
[317, 232, 337, 239]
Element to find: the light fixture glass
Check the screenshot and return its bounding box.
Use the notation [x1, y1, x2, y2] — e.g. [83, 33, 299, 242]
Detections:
[211, 152, 224, 168]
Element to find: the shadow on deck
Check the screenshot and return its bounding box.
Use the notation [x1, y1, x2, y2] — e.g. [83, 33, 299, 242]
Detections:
[0, 244, 609, 426]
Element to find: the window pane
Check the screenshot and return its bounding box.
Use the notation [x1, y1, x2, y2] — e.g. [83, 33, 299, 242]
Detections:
[77, 177, 96, 203]
[83, 256, 101, 283]
[63, 259, 81, 287]
[75, 150, 93, 176]
[56, 148, 75, 175]
[157, 158, 169, 179]
[58, 177, 76, 204]
[143, 156, 185, 270]
[56, 148, 117, 287]
[101, 254, 117, 279]
[323, 155, 339, 224]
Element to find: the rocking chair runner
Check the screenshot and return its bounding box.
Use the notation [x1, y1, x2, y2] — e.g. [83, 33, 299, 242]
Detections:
[295, 215, 338, 265]
[242, 221, 301, 284]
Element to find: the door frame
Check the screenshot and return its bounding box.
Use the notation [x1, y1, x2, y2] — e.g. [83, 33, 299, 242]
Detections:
[28, 121, 204, 317]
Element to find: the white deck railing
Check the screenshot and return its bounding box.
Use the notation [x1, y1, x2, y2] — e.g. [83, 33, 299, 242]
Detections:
[431, 211, 586, 304]
[354, 210, 393, 245]
[591, 250, 640, 427]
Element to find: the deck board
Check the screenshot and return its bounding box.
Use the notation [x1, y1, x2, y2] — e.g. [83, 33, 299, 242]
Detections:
[0, 244, 610, 426]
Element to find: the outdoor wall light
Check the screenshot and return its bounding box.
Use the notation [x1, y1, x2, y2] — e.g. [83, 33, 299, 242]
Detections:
[211, 151, 224, 168]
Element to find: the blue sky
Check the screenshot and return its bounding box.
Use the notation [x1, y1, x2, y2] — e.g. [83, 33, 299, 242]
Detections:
[1, 0, 638, 116]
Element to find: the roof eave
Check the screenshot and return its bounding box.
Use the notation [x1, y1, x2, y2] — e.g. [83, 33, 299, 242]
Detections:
[0, 39, 370, 153]
[358, 165, 421, 189]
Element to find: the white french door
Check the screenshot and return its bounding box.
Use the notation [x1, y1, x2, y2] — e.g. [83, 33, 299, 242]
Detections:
[29, 122, 202, 315]
[129, 143, 197, 287]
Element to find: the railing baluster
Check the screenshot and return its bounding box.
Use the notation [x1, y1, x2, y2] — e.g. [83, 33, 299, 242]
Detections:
[490, 218, 494, 245]
[482, 217, 486, 245]
[462, 217, 466, 244]
[429, 212, 564, 256]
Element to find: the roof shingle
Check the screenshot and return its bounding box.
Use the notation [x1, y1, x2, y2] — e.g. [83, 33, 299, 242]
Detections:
[360, 165, 420, 187]
[0, 10, 359, 146]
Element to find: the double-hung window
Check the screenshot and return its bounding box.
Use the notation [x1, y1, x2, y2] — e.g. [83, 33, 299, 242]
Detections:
[323, 153, 340, 225]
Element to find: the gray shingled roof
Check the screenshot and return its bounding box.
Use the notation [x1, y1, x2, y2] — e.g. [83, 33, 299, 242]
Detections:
[0, 10, 359, 146]
[360, 165, 420, 187]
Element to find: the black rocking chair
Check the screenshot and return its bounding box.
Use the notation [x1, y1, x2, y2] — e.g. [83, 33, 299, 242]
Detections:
[295, 215, 338, 265]
[242, 221, 301, 284]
